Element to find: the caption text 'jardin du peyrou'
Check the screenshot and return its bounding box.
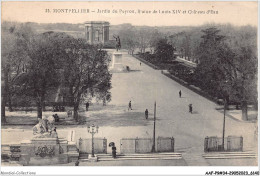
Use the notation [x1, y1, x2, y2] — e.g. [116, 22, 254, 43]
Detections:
[45, 8, 218, 15]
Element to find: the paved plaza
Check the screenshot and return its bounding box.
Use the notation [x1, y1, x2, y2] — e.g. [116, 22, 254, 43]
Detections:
[1, 50, 257, 166]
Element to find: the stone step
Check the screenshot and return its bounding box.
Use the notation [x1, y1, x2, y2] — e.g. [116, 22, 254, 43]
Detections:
[96, 154, 182, 159]
[97, 152, 182, 156]
[203, 152, 257, 159]
[203, 153, 256, 157]
[204, 155, 257, 159]
[79, 157, 182, 162]
[79, 153, 182, 161]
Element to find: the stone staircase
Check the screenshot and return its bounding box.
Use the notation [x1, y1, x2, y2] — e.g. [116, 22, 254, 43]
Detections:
[181, 150, 257, 166]
[79, 152, 182, 162]
[203, 151, 257, 159]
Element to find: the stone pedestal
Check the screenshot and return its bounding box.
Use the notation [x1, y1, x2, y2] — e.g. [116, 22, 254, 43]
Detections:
[88, 154, 98, 162]
[16, 137, 79, 166]
[28, 138, 65, 165]
[110, 52, 125, 72]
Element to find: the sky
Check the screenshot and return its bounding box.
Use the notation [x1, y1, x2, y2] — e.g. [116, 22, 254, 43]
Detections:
[1, 1, 258, 27]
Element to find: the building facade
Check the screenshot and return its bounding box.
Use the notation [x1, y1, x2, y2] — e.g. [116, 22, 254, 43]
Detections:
[85, 21, 110, 44]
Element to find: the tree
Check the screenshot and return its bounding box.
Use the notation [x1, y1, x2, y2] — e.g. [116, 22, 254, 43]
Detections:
[137, 29, 150, 53]
[221, 45, 257, 120]
[118, 24, 138, 55]
[154, 38, 174, 62]
[62, 39, 112, 121]
[181, 33, 191, 60]
[194, 26, 257, 120]
[1, 22, 34, 123]
[193, 27, 227, 97]
[17, 32, 66, 119]
[148, 29, 163, 54]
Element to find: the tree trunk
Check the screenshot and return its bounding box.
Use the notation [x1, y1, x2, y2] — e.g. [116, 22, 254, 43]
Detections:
[7, 93, 13, 112]
[73, 93, 81, 122]
[225, 95, 229, 110]
[1, 96, 6, 124]
[2, 67, 9, 123]
[37, 103, 42, 119]
[42, 102, 46, 112]
[253, 97, 258, 110]
[73, 104, 79, 122]
[41, 95, 46, 112]
[241, 100, 248, 121]
[36, 97, 43, 119]
[4, 67, 12, 112]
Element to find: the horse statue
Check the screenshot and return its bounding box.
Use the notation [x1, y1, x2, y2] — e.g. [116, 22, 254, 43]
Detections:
[113, 35, 121, 51]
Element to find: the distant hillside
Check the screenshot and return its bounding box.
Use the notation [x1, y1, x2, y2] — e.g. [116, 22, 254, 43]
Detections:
[110, 24, 195, 38]
[9, 22, 197, 39]
[3, 22, 256, 42]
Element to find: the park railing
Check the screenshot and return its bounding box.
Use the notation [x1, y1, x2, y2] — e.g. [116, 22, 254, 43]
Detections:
[120, 137, 174, 154]
[78, 138, 107, 154]
[204, 136, 243, 152]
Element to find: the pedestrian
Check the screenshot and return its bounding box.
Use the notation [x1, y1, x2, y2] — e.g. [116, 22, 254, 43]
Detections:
[189, 104, 193, 113]
[75, 160, 79, 166]
[145, 109, 148, 119]
[109, 142, 117, 158]
[140, 62, 141, 66]
[128, 101, 132, 111]
[179, 90, 182, 98]
[112, 145, 117, 158]
[86, 102, 89, 111]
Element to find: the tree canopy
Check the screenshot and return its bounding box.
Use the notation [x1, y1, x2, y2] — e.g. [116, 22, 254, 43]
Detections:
[154, 38, 174, 62]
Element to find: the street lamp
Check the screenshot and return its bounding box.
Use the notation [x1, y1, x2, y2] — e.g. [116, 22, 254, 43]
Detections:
[151, 101, 156, 152]
[222, 80, 228, 151]
[87, 124, 99, 157]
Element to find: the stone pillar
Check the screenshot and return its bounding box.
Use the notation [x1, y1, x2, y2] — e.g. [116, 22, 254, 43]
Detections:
[86, 26, 89, 41]
[102, 26, 105, 44]
[89, 26, 93, 44]
[67, 130, 75, 143]
[107, 26, 109, 41]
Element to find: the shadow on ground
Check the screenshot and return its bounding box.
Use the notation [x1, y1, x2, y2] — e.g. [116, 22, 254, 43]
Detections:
[2, 103, 153, 128]
[83, 104, 151, 127]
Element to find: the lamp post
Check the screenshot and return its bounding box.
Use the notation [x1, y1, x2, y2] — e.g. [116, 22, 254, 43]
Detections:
[222, 80, 228, 151]
[87, 124, 99, 157]
[151, 101, 156, 152]
[222, 98, 226, 151]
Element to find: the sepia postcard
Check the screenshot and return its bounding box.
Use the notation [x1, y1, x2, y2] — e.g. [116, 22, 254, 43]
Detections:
[0, 1, 258, 175]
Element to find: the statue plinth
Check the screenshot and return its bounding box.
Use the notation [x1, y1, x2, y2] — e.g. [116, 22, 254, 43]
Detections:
[110, 51, 125, 72]
[16, 134, 78, 165]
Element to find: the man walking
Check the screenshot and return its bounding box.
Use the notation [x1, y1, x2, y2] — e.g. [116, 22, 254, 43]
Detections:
[189, 104, 193, 113]
[179, 90, 182, 98]
[128, 101, 132, 111]
[145, 109, 148, 119]
[86, 102, 89, 111]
